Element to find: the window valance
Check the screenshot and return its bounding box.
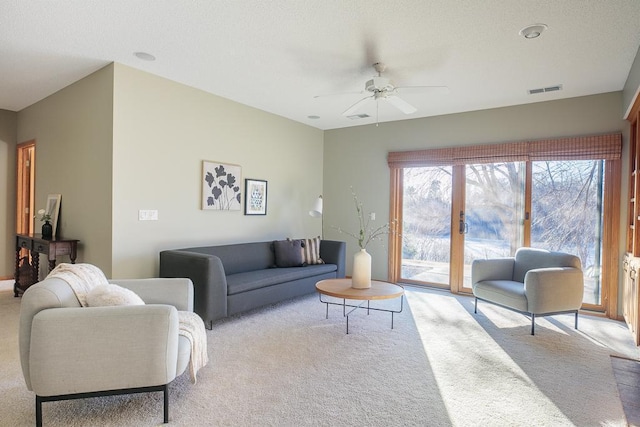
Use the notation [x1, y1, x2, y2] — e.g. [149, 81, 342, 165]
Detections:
[387, 133, 622, 168]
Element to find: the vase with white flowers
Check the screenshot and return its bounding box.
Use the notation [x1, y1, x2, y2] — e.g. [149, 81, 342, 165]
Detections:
[335, 188, 398, 289]
[38, 209, 53, 239]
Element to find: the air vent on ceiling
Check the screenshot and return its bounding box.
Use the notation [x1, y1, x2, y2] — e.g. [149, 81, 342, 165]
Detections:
[346, 113, 370, 120]
[528, 84, 563, 95]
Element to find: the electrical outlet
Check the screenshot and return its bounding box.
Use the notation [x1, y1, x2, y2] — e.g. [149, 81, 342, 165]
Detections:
[369, 212, 376, 221]
[138, 210, 159, 221]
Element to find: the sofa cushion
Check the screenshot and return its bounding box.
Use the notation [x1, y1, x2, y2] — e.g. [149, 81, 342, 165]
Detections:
[300, 236, 324, 265]
[227, 264, 337, 295]
[181, 242, 275, 275]
[86, 284, 145, 307]
[472, 279, 528, 312]
[272, 239, 305, 267]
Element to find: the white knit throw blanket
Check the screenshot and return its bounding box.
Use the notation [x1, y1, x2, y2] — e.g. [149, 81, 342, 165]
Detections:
[47, 263, 109, 307]
[178, 311, 209, 383]
[46, 263, 208, 383]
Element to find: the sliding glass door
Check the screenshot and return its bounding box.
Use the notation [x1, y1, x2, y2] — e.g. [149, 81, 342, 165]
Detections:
[530, 160, 605, 306]
[461, 163, 525, 289]
[399, 160, 607, 309]
[389, 134, 620, 315]
[400, 166, 452, 288]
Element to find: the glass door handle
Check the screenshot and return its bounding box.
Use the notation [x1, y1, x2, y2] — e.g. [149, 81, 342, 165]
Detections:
[459, 211, 468, 234]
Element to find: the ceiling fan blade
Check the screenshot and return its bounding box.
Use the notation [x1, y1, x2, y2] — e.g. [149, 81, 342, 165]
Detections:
[384, 94, 417, 114]
[395, 85, 450, 95]
[342, 96, 374, 116]
[313, 91, 363, 99]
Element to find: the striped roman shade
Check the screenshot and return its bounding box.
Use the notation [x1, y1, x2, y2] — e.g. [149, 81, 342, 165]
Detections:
[387, 133, 622, 168]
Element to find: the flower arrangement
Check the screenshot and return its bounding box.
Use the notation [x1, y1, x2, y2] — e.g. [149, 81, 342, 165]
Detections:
[37, 209, 51, 222]
[335, 188, 398, 250]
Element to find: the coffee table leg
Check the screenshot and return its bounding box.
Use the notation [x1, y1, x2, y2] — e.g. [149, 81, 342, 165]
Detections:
[318, 291, 404, 334]
[345, 300, 368, 334]
[391, 295, 404, 329]
[319, 293, 329, 319]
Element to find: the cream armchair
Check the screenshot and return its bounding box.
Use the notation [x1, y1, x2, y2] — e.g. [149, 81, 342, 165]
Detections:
[19, 276, 194, 426]
[472, 247, 584, 335]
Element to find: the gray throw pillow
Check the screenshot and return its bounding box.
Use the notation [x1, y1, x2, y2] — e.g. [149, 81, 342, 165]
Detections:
[273, 239, 305, 267]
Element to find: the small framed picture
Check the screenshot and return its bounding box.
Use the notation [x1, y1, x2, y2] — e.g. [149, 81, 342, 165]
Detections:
[244, 179, 267, 215]
[46, 194, 61, 237]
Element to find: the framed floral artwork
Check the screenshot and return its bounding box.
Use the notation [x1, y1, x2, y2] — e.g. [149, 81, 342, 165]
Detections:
[202, 161, 242, 210]
[244, 179, 267, 215]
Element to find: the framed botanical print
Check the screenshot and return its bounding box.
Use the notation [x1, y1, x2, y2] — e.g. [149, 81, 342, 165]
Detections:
[202, 161, 242, 211]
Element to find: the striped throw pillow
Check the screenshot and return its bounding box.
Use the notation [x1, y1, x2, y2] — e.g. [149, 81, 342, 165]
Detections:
[301, 236, 324, 265]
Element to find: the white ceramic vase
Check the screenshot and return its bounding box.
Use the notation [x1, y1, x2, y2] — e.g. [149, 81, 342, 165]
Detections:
[352, 248, 372, 289]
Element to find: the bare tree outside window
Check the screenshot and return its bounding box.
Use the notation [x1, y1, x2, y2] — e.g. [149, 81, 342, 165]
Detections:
[531, 160, 604, 305]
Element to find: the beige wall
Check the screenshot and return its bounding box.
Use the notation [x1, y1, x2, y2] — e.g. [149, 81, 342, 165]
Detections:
[323, 92, 629, 289]
[12, 63, 323, 279]
[0, 110, 17, 277]
[16, 65, 114, 275]
[111, 64, 324, 278]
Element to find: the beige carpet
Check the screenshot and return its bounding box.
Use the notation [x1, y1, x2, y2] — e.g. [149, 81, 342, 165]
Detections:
[1, 286, 638, 426]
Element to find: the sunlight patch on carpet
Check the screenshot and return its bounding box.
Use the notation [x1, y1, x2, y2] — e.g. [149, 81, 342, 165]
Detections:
[406, 291, 576, 426]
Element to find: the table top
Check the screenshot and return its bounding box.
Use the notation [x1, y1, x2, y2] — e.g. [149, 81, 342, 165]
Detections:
[316, 278, 404, 300]
[17, 233, 79, 243]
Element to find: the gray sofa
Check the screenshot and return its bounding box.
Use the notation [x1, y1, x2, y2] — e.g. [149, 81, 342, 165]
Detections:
[160, 239, 346, 328]
[472, 247, 584, 335]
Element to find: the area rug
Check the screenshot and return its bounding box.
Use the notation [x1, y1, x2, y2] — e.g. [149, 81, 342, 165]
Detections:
[1, 286, 637, 426]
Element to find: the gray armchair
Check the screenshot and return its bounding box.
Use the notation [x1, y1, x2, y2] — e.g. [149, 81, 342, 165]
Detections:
[471, 247, 584, 335]
[19, 276, 194, 426]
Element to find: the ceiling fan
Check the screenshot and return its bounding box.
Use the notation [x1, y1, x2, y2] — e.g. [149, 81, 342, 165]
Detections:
[342, 62, 449, 117]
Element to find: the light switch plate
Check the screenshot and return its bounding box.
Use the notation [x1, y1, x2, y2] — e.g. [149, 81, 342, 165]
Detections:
[138, 210, 158, 221]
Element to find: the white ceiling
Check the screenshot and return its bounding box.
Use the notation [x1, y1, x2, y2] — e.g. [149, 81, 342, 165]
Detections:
[2, 1, 640, 130]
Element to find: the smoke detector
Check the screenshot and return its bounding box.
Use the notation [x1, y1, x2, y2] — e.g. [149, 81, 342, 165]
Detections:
[519, 24, 548, 39]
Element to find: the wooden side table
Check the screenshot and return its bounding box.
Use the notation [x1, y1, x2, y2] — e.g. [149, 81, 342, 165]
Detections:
[14, 234, 79, 297]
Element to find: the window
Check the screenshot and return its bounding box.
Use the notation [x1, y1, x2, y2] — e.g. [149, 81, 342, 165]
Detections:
[389, 134, 621, 314]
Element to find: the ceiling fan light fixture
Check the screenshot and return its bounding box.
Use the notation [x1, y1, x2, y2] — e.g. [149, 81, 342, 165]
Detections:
[519, 24, 548, 39]
[365, 76, 393, 93]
